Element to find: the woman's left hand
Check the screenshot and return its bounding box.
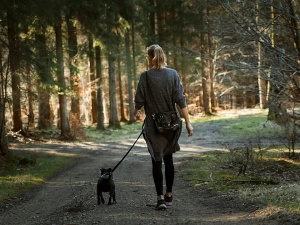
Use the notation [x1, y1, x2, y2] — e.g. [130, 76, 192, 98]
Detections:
[186, 123, 193, 137]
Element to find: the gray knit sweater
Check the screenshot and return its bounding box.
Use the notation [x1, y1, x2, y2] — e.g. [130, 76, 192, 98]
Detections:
[135, 68, 187, 161]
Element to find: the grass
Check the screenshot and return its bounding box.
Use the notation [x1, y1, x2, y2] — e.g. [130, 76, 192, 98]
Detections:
[185, 150, 300, 212]
[0, 153, 73, 203]
[193, 109, 283, 138]
[0, 121, 144, 204]
[239, 183, 300, 212]
[223, 117, 283, 137]
[85, 121, 144, 142]
[184, 109, 300, 212]
[0, 120, 144, 204]
[1, 109, 299, 212]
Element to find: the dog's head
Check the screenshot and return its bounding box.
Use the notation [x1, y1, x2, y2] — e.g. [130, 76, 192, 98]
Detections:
[100, 168, 112, 180]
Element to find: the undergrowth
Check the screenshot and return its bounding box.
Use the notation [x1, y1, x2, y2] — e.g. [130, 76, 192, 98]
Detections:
[85, 121, 144, 142]
[185, 109, 300, 212]
[0, 153, 73, 203]
[185, 151, 300, 212]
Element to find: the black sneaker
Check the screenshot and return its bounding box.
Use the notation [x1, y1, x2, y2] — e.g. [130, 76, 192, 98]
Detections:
[156, 199, 167, 210]
[164, 194, 172, 206]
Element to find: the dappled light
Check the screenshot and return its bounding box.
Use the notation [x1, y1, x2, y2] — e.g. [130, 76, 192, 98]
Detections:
[1, 0, 300, 223]
[1, 109, 299, 224]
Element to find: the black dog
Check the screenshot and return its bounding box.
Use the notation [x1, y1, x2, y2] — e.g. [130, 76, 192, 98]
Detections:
[97, 168, 116, 205]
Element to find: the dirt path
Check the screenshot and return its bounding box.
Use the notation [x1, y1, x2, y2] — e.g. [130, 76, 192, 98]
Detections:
[0, 110, 299, 225]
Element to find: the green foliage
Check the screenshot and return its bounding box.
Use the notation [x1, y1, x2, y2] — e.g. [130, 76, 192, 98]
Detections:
[240, 184, 300, 212]
[0, 153, 73, 203]
[184, 110, 300, 212]
[219, 113, 283, 138]
[184, 150, 300, 212]
[85, 122, 144, 142]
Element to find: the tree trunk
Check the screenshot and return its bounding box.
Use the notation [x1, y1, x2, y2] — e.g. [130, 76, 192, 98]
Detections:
[37, 86, 52, 129]
[108, 53, 120, 127]
[200, 15, 211, 115]
[0, 98, 8, 156]
[35, 31, 53, 129]
[95, 45, 105, 130]
[201, 56, 210, 115]
[54, 11, 70, 135]
[157, 3, 166, 45]
[117, 53, 127, 122]
[148, 0, 156, 45]
[267, 1, 276, 120]
[131, 22, 137, 89]
[67, 15, 80, 120]
[172, 34, 178, 71]
[0, 48, 9, 155]
[88, 35, 97, 123]
[231, 95, 237, 109]
[125, 30, 135, 123]
[256, 1, 267, 109]
[180, 35, 187, 92]
[26, 63, 34, 126]
[179, 6, 187, 92]
[171, 6, 178, 71]
[287, 0, 300, 58]
[206, 7, 216, 112]
[7, 11, 22, 132]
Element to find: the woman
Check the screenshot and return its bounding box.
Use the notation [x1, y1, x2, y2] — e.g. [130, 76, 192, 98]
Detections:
[134, 44, 193, 210]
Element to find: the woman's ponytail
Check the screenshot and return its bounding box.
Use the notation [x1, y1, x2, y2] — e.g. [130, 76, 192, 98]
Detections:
[147, 44, 167, 69]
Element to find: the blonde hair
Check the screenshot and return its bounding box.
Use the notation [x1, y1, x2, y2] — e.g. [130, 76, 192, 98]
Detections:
[147, 44, 167, 69]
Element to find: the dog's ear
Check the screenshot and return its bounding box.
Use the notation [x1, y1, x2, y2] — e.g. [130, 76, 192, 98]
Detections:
[100, 168, 105, 174]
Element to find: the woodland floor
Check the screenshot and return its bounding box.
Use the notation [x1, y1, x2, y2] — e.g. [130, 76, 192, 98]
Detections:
[1, 109, 300, 225]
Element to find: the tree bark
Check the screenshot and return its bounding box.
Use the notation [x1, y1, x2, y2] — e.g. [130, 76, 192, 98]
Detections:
[0, 98, 8, 156]
[88, 35, 97, 123]
[148, 0, 156, 45]
[206, 7, 216, 112]
[125, 30, 135, 123]
[0, 49, 9, 155]
[54, 11, 70, 135]
[37, 86, 52, 129]
[287, 0, 300, 58]
[131, 22, 137, 89]
[108, 53, 120, 127]
[117, 53, 127, 122]
[35, 31, 53, 129]
[95, 45, 105, 130]
[200, 10, 211, 115]
[201, 53, 210, 115]
[267, 1, 276, 120]
[157, 2, 166, 45]
[256, 1, 267, 109]
[67, 15, 80, 120]
[7, 11, 22, 132]
[179, 6, 187, 92]
[26, 63, 34, 126]
[180, 37, 187, 92]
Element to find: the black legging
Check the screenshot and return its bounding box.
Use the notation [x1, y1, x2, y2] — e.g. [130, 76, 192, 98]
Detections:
[151, 154, 174, 196]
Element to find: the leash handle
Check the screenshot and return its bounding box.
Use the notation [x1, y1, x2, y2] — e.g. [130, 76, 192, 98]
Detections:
[111, 129, 144, 172]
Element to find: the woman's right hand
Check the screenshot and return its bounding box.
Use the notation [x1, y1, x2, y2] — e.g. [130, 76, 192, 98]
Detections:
[186, 123, 193, 137]
[134, 109, 142, 118]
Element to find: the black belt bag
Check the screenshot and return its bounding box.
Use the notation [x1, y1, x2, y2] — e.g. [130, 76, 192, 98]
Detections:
[153, 111, 180, 133]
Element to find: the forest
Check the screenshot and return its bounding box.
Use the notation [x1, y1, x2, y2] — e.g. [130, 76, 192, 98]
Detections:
[0, 0, 300, 155]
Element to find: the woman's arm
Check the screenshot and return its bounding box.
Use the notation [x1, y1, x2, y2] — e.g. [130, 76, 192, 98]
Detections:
[179, 107, 193, 136]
